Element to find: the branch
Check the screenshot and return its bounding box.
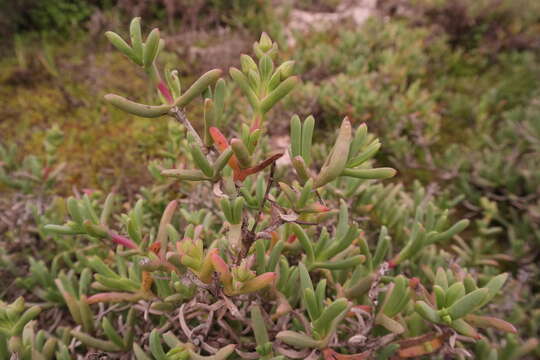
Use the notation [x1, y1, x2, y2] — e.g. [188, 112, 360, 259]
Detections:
[169, 106, 205, 150]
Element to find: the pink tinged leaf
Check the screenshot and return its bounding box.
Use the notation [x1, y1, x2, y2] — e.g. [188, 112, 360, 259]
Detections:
[314, 204, 330, 212]
[209, 127, 230, 152]
[238, 272, 277, 294]
[251, 114, 262, 131]
[209, 126, 242, 172]
[198, 249, 216, 284]
[157, 200, 178, 260]
[157, 81, 174, 104]
[409, 277, 420, 289]
[86, 292, 140, 304]
[300, 203, 330, 213]
[398, 338, 444, 358]
[323, 348, 371, 360]
[109, 232, 138, 249]
[82, 188, 96, 196]
[210, 251, 232, 286]
[466, 314, 518, 334]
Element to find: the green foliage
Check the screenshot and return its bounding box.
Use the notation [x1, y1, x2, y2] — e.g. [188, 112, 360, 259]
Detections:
[290, 15, 540, 173]
[415, 271, 514, 337]
[29, 0, 92, 33]
[0, 125, 64, 193]
[3, 0, 92, 35]
[0, 3, 538, 359]
[452, 93, 540, 252]
[0, 298, 43, 357]
[39, 19, 513, 359]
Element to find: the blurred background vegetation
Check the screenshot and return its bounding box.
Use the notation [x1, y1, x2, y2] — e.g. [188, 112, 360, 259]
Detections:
[0, 0, 539, 356]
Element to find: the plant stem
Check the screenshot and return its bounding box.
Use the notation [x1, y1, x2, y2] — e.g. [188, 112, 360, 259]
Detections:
[169, 106, 205, 150]
[251, 162, 276, 233]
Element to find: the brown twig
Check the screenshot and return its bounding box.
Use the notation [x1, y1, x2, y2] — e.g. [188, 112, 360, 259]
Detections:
[236, 161, 278, 264]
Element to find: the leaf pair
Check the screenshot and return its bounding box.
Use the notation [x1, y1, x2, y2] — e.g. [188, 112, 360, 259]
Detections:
[54, 270, 94, 333]
[0, 319, 56, 360]
[105, 17, 162, 68]
[275, 259, 301, 306]
[291, 202, 363, 271]
[203, 79, 227, 145]
[135, 330, 235, 360]
[105, 18, 223, 117]
[71, 308, 135, 352]
[375, 275, 411, 334]
[341, 226, 392, 299]
[255, 238, 285, 275]
[220, 196, 244, 252]
[45, 195, 139, 250]
[105, 69, 222, 118]
[279, 179, 329, 214]
[209, 127, 282, 182]
[415, 272, 511, 337]
[238, 174, 270, 209]
[250, 306, 285, 359]
[230, 33, 298, 129]
[290, 115, 315, 167]
[210, 253, 276, 296]
[290, 117, 396, 189]
[161, 142, 233, 182]
[84, 255, 154, 305]
[391, 207, 469, 266]
[0, 297, 42, 339]
[171, 239, 215, 284]
[276, 264, 351, 349]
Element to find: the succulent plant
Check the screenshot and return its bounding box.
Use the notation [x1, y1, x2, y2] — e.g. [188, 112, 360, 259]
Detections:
[0, 125, 64, 193]
[0, 298, 43, 357]
[2, 16, 530, 360]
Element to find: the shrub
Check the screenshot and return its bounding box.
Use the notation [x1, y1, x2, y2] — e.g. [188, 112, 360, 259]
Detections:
[1, 17, 531, 360]
[1, 0, 93, 36]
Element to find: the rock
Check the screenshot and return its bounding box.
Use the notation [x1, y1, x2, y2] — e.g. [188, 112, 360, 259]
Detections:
[285, 0, 378, 47]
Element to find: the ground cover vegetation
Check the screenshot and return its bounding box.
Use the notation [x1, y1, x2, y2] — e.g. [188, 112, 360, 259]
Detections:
[0, 0, 539, 359]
